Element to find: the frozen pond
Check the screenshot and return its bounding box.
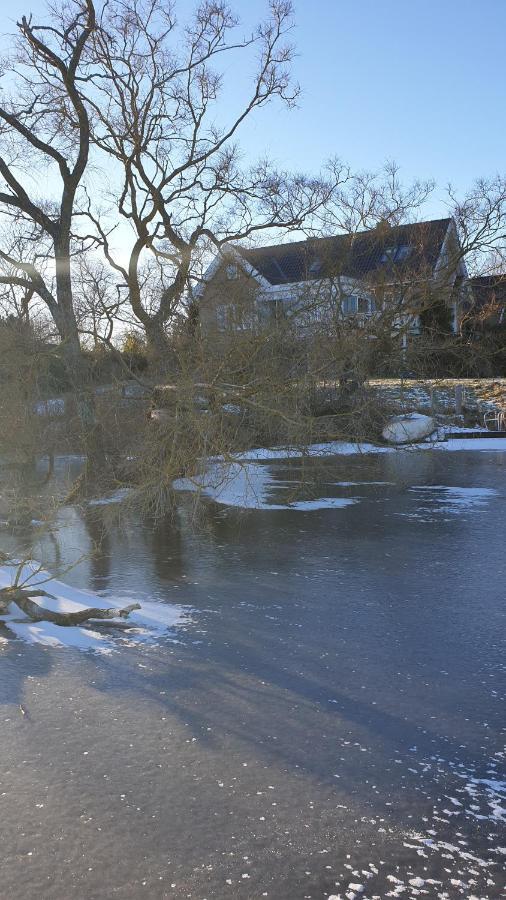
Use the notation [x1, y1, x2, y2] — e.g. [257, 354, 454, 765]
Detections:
[0, 448, 505, 898]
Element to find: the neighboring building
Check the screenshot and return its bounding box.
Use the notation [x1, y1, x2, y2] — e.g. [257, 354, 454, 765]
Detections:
[198, 218, 468, 343]
[467, 275, 506, 330]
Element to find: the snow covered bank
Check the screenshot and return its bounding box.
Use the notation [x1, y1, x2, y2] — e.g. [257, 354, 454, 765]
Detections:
[230, 435, 506, 461]
[0, 563, 189, 652]
[173, 435, 506, 512]
[435, 436, 506, 451]
[174, 462, 358, 511]
[229, 441, 395, 461]
[82, 437, 506, 512]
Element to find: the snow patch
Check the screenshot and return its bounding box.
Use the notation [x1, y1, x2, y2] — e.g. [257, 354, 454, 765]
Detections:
[34, 397, 65, 417]
[174, 462, 358, 511]
[405, 485, 497, 518]
[0, 563, 189, 652]
[88, 488, 133, 506]
[212, 436, 506, 465]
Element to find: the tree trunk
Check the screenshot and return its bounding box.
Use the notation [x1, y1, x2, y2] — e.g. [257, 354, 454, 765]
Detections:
[54, 246, 108, 473]
[144, 319, 173, 374]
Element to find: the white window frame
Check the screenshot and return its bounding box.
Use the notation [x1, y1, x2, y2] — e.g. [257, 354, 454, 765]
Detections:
[216, 304, 228, 331]
[342, 294, 375, 317]
[225, 263, 239, 280]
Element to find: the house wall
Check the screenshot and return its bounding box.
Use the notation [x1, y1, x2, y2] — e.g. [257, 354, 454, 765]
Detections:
[198, 261, 263, 335]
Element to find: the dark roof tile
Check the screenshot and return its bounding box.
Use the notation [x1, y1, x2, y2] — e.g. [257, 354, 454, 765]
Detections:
[235, 218, 452, 286]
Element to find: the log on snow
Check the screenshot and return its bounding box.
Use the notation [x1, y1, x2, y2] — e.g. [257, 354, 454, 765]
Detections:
[0, 587, 140, 626]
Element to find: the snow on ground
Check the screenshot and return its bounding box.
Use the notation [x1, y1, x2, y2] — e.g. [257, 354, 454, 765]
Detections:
[88, 487, 133, 506]
[0, 562, 189, 652]
[4, 618, 114, 652]
[435, 436, 506, 451]
[231, 441, 395, 461]
[219, 435, 506, 463]
[34, 398, 65, 416]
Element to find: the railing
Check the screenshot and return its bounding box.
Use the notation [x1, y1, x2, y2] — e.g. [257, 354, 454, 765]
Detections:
[484, 408, 506, 431]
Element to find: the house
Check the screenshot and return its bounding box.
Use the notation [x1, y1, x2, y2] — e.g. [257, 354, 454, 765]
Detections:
[198, 218, 468, 344]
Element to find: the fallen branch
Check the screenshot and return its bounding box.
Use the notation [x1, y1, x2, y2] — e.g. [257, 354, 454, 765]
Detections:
[0, 586, 140, 626]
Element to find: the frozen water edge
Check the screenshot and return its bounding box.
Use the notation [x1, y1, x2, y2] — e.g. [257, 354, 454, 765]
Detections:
[173, 436, 506, 512]
[174, 462, 358, 511]
[228, 435, 506, 461]
[82, 438, 506, 510]
[0, 563, 190, 652]
[88, 487, 133, 506]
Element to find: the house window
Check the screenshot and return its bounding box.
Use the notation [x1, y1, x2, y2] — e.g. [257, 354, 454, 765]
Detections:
[225, 263, 239, 280]
[380, 244, 412, 263]
[342, 295, 374, 316]
[216, 304, 228, 331]
[395, 244, 411, 262]
[342, 295, 358, 315]
[216, 302, 257, 332]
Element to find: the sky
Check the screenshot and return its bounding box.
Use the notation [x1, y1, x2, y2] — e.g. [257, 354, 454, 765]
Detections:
[222, 0, 506, 215]
[3, 0, 506, 221]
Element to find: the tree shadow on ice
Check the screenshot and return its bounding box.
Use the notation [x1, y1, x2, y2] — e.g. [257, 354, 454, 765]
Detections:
[0, 632, 53, 709]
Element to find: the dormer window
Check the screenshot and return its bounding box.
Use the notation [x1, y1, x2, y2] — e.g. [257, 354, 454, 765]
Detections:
[380, 244, 412, 263]
[226, 263, 239, 280]
[309, 257, 322, 275]
[395, 244, 412, 261]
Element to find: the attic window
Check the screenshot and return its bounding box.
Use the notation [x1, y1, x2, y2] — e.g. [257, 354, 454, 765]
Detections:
[309, 258, 322, 275]
[226, 263, 239, 280]
[380, 244, 412, 263]
[395, 244, 412, 261]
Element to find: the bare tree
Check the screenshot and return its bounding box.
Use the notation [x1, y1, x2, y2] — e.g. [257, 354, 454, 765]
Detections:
[81, 0, 334, 366]
[449, 175, 506, 275]
[312, 160, 435, 235]
[0, 0, 105, 459]
[73, 254, 129, 348]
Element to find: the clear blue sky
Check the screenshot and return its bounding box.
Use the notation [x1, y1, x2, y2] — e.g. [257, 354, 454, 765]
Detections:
[4, 0, 506, 216]
[226, 0, 506, 213]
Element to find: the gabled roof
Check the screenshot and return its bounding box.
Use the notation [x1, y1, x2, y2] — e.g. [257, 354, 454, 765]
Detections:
[234, 218, 452, 286]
